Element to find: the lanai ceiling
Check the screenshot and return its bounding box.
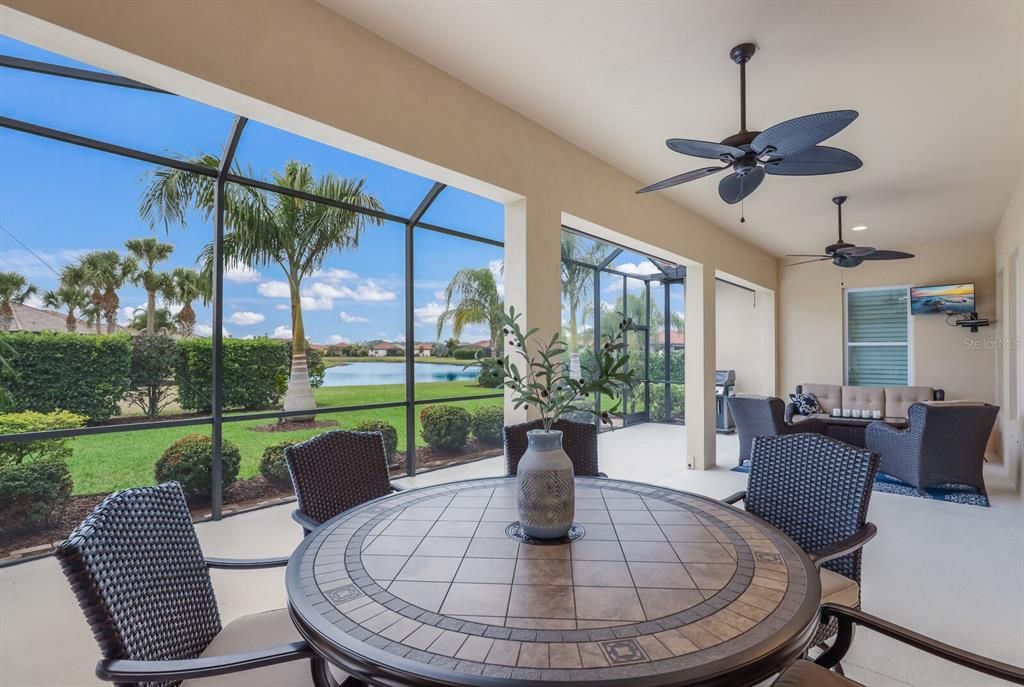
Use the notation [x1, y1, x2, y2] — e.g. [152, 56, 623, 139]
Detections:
[324, 0, 1023, 258]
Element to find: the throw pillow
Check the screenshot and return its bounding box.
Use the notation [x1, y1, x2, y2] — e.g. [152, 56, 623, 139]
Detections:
[789, 392, 823, 416]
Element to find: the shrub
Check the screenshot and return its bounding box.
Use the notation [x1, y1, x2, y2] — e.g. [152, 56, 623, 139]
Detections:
[0, 332, 132, 420]
[419, 404, 471, 452]
[259, 441, 295, 488]
[452, 347, 480, 360]
[0, 410, 86, 467]
[476, 358, 504, 388]
[353, 419, 399, 461]
[154, 434, 241, 500]
[126, 333, 179, 418]
[0, 455, 73, 534]
[176, 338, 289, 412]
[470, 405, 504, 446]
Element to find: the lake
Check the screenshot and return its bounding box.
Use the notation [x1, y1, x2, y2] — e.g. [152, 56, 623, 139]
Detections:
[322, 361, 479, 387]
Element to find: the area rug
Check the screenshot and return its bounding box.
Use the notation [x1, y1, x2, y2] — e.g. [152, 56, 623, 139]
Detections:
[730, 464, 990, 507]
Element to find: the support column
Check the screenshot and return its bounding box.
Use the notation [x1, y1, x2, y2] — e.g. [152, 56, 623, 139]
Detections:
[684, 263, 717, 470]
[503, 196, 562, 423]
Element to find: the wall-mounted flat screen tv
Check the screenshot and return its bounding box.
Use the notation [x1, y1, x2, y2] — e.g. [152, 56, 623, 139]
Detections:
[910, 283, 975, 315]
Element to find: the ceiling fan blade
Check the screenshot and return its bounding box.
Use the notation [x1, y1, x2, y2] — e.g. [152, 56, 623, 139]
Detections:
[751, 110, 859, 157]
[636, 165, 729, 194]
[862, 250, 915, 260]
[786, 258, 832, 266]
[835, 245, 877, 258]
[718, 167, 765, 204]
[763, 146, 863, 176]
[785, 254, 830, 258]
[667, 138, 744, 160]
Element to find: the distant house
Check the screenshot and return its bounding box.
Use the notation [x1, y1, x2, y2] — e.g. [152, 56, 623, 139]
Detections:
[414, 342, 433, 357]
[369, 341, 403, 357]
[650, 330, 685, 351]
[469, 339, 493, 357]
[6, 302, 98, 334]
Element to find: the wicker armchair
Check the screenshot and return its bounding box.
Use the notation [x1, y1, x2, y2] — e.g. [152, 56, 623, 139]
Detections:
[772, 604, 1024, 685]
[723, 433, 879, 648]
[865, 402, 999, 495]
[502, 418, 603, 477]
[286, 430, 401, 534]
[729, 394, 828, 466]
[54, 482, 340, 687]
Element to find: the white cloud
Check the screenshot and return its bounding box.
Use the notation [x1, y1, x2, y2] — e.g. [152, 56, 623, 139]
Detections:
[328, 334, 350, 345]
[274, 304, 289, 311]
[311, 268, 358, 282]
[615, 260, 659, 276]
[195, 323, 231, 337]
[434, 290, 446, 300]
[0, 248, 87, 279]
[118, 303, 146, 325]
[24, 293, 46, 310]
[489, 259, 505, 298]
[257, 281, 291, 298]
[300, 294, 334, 311]
[414, 301, 445, 325]
[271, 325, 293, 339]
[224, 261, 261, 284]
[338, 311, 369, 323]
[228, 311, 265, 326]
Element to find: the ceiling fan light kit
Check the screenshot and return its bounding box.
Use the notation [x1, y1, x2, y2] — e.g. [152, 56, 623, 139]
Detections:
[637, 42, 864, 208]
[785, 195, 915, 268]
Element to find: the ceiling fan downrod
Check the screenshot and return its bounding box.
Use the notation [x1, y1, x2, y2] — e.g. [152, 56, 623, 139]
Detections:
[730, 43, 756, 134]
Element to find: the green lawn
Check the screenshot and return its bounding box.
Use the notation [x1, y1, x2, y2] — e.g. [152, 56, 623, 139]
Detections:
[68, 380, 502, 495]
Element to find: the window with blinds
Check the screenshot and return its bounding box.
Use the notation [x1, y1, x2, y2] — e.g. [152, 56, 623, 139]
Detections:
[845, 287, 910, 386]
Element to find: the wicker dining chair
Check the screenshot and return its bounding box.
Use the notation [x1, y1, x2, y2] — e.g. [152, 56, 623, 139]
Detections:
[54, 482, 342, 687]
[728, 394, 828, 467]
[502, 418, 604, 477]
[723, 433, 880, 649]
[285, 429, 401, 534]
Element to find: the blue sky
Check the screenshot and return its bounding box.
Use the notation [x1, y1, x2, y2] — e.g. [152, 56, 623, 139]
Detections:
[0, 35, 503, 346]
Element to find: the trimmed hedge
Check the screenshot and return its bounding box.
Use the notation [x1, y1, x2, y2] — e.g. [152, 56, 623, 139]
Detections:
[259, 441, 296, 488]
[353, 419, 399, 462]
[470, 406, 504, 446]
[0, 410, 86, 467]
[420, 404, 471, 452]
[452, 347, 480, 360]
[176, 338, 289, 412]
[0, 332, 132, 420]
[154, 434, 241, 500]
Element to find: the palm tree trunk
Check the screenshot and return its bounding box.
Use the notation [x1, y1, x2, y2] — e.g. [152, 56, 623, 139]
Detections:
[103, 289, 119, 335]
[178, 302, 195, 338]
[282, 277, 316, 422]
[568, 303, 581, 379]
[66, 310, 76, 333]
[0, 303, 13, 332]
[146, 290, 156, 333]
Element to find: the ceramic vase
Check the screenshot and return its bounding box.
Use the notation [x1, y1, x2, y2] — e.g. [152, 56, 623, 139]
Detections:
[516, 429, 575, 539]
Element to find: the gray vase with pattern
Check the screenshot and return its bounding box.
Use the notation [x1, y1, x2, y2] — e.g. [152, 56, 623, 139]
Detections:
[516, 429, 575, 539]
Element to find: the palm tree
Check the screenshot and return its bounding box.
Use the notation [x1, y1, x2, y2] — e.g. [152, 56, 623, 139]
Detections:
[140, 158, 383, 420]
[125, 237, 174, 333]
[41, 285, 92, 333]
[76, 250, 138, 334]
[671, 310, 684, 334]
[0, 272, 37, 332]
[436, 267, 503, 356]
[130, 307, 177, 333]
[162, 267, 210, 338]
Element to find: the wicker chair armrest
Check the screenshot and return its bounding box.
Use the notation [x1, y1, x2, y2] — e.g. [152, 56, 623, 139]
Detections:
[596, 471, 609, 478]
[784, 402, 798, 423]
[816, 604, 1024, 684]
[784, 417, 828, 436]
[808, 523, 877, 567]
[292, 509, 321, 532]
[390, 483, 405, 492]
[722, 490, 746, 505]
[864, 420, 908, 453]
[204, 555, 290, 569]
[96, 641, 315, 683]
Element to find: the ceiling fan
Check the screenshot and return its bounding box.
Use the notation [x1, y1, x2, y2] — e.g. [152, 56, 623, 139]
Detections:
[787, 196, 914, 268]
[636, 43, 863, 206]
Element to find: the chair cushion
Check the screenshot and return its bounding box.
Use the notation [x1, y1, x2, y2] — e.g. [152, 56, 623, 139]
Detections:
[182, 608, 338, 687]
[772, 660, 862, 686]
[802, 384, 842, 412]
[885, 386, 935, 417]
[842, 386, 885, 414]
[820, 568, 860, 608]
[789, 392, 823, 416]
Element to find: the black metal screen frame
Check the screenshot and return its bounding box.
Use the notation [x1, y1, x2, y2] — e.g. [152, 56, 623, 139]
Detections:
[0, 56, 503, 517]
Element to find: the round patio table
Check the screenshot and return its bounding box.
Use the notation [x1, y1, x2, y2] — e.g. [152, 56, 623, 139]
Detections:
[287, 477, 821, 687]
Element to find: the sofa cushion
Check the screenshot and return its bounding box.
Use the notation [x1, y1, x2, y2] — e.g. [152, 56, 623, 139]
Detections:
[789, 392, 823, 416]
[820, 568, 860, 608]
[842, 385, 885, 413]
[772, 660, 861, 686]
[885, 386, 935, 418]
[801, 383, 842, 412]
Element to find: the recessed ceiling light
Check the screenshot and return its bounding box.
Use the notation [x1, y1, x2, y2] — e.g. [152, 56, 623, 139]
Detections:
[851, 225, 868, 232]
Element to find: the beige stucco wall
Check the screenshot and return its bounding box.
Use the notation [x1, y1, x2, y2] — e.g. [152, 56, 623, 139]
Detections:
[715, 279, 772, 396]
[993, 172, 1023, 492]
[0, 0, 780, 468]
[778, 235, 998, 406]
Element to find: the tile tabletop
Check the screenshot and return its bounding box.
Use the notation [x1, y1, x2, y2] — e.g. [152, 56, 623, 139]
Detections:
[288, 477, 820, 686]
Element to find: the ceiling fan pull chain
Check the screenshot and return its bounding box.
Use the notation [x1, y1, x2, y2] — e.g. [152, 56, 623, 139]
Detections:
[740, 195, 745, 223]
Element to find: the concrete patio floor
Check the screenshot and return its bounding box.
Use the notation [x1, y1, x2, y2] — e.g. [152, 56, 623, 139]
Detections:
[1, 423, 1021, 686]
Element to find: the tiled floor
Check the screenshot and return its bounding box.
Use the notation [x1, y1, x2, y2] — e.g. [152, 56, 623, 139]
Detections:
[1, 423, 1021, 686]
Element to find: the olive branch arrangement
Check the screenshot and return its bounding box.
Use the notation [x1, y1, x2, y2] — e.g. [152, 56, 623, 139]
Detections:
[494, 306, 638, 431]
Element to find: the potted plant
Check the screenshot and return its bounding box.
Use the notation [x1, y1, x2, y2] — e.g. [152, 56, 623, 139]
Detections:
[495, 306, 636, 539]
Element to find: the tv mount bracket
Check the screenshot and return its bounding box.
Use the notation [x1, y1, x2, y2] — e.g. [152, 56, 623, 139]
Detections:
[955, 312, 990, 333]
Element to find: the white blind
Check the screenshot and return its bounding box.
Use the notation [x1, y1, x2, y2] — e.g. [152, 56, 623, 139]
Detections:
[846, 288, 909, 386]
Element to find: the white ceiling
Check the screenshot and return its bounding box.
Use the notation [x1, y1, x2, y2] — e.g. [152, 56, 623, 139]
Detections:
[324, 0, 1023, 257]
